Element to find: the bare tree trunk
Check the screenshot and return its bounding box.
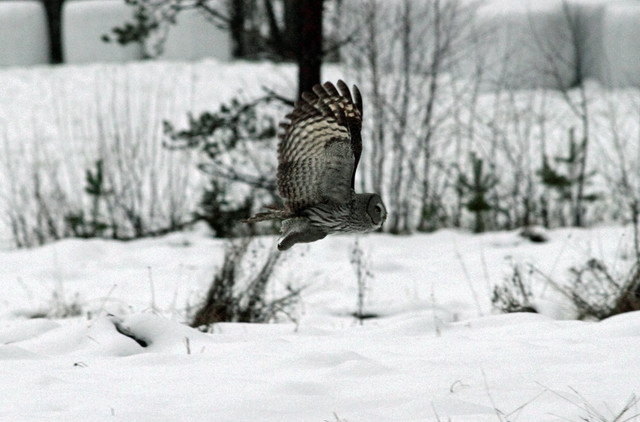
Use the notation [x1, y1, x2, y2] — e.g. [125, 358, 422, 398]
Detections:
[264, 0, 285, 57]
[560, 5, 590, 228]
[283, 0, 298, 56]
[537, 0, 590, 227]
[296, 0, 323, 98]
[417, 0, 443, 232]
[397, 0, 413, 233]
[573, 93, 589, 227]
[364, 0, 385, 196]
[633, 200, 640, 263]
[388, 0, 411, 234]
[42, 0, 63, 63]
[229, 0, 247, 58]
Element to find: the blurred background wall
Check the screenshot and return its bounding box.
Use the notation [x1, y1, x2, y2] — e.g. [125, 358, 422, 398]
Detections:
[0, 0, 640, 88]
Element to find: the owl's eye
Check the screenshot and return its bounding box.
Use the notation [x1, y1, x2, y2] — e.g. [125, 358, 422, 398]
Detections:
[374, 205, 382, 214]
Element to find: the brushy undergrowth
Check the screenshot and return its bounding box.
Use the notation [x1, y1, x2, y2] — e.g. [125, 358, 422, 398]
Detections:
[189, 237, 302, 328]
[0, 64, 201, 248]
[493, 254, 640, 320]
[1, 59, 639, 249]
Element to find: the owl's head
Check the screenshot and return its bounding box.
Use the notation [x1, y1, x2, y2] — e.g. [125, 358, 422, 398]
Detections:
[365, 193, 387, 228]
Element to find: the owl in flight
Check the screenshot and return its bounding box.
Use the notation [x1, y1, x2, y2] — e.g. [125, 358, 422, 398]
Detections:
[245, 80, 387, 250]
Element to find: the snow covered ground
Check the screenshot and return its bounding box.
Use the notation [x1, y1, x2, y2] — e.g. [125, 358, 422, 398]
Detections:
[1, 223, 639, 421]
[1, 58, 639, 421]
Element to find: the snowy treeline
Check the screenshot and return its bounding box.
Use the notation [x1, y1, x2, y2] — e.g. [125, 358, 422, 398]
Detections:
[62, 0, 231, 63]
[2, 0, 640, 89]
[339, 0, 640, 233]
[457, 0, 640, 89]
[0, 0, 231, 66]
[338, 0, 640, 89]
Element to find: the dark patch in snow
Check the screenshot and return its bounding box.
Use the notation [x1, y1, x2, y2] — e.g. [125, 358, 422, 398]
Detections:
[351, 312, 379, 320]
[111, 318, 148, 348]
[519, 226, 550, 243]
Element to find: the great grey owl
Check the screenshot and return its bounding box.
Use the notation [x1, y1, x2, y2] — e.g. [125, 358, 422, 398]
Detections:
[244, 80, 387, 250]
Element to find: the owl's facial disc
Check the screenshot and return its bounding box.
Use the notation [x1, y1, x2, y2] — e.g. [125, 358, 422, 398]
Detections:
[367, 195, 387, 227]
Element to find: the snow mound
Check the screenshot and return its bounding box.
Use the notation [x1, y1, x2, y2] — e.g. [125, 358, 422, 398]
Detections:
[0, 1, 49, 67]
[10, 317, 141, 357]
[109, 313, 215, 353]
[2, 314, 215, 358]
[0, 318, 60, 344]
[2, 311, 640, 420]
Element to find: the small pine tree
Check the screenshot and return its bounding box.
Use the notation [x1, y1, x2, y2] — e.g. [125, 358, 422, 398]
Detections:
[164, 96, 280, 238]
[538, 128, 598, 227]
[457, 152, 499, 233]
[196, 180, 254, 238]
[65, 160, 111, 238]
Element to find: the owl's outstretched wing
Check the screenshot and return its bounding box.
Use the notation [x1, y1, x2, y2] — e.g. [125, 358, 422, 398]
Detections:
[277, 81, 364, 213]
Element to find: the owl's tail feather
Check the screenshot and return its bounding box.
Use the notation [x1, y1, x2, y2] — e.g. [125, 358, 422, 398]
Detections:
[242, 207, 293, 223]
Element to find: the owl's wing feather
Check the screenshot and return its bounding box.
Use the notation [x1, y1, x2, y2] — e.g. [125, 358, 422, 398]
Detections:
[277, 107, 351, 211]
[336, 81, 363, 189]
[277, 81, 364, 212]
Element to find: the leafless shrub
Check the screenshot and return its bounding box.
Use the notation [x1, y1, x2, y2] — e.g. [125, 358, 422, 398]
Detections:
[45, 291, 85, 319]
[496, 255, 640, 320]
[597, 92, 640, 261]
[545, 386, 640, 422]
[93, 67, 200, 239]
[564, 259, 640, 320]
[339, 0, 639, 235]
[343, 0, 484, 233]
[492, 260, 537, 314]
[350, 237, 375, 323]
[0, 122, 78, 247]
[19, 287, 85, 320]
[324, 414, 349, 422]
[474, 88, 548, 231]
[532, 0, 597, 228]
[190, 237, 301, 328]
[0, 65, 201, 247]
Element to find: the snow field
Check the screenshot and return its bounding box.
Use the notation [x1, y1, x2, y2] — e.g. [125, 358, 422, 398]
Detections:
[1, 224, 640, 420]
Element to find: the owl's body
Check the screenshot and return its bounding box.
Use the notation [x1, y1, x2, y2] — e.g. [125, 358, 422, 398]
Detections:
[245, 80, 387, 250]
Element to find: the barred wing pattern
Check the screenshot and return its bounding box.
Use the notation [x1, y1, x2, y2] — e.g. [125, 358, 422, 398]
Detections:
[277, 81, 364, 213]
